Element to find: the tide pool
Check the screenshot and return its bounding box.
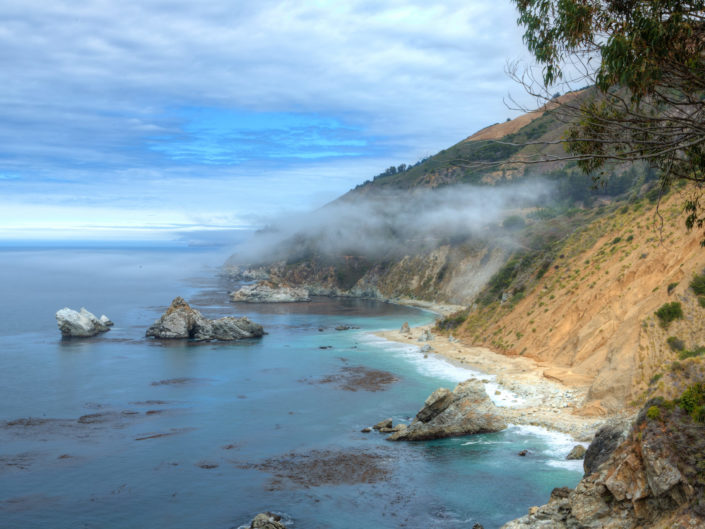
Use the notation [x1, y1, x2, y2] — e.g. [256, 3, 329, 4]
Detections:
[0, 246, 582, 529]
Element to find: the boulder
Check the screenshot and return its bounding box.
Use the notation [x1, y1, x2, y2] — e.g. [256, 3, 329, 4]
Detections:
[566, 444, 587, 460]
[250, 512, 286, 529]
[418, 329, 434, 342]
[230, 281, 310, 303]
[388, 379, 507, 441]
[400, 322, 411, 334]
[146, 297, 264, 341]
[373, 418, 393, 430]
[56, 307, 112, 337]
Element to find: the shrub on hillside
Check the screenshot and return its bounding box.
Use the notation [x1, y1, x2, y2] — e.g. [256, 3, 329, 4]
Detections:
[677, 383, 705, 422]
[690, 273, 705, 296]
[679, 346, 705, 360]
[436, 309, 469, 331]
[655, 302, 683, 328]
[667, 336, 686, 352]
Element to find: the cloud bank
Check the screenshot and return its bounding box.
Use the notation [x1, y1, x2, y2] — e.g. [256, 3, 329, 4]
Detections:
[228, 182, 553, 265]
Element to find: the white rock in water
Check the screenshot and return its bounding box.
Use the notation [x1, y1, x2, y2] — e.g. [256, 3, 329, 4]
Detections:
[230, 281, 310, 303]
[56, 307, 112, 337]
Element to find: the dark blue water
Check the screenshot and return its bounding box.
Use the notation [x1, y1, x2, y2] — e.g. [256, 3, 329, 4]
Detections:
[0, 246, 581, 529]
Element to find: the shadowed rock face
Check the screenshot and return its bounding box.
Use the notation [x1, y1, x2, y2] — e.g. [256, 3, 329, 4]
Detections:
[146, 297, 264, 341]
[388, 379, 507, 441]
[583, 421, 630, 476]
[56, 307, 113, 337]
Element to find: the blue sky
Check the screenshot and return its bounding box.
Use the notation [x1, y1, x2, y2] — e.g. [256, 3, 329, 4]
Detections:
[0, 0, 532, 242]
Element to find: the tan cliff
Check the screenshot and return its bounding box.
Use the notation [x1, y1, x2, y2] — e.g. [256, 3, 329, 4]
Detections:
[456, 192, 705, 415]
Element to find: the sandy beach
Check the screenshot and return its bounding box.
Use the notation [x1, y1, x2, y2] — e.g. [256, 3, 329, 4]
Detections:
[376, 322, 632, 442]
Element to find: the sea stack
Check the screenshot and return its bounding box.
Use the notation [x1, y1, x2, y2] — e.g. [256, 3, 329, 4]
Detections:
[387, 379, 507, 441]
[56, 307, 113, 337]
[146, 296, 265, 341]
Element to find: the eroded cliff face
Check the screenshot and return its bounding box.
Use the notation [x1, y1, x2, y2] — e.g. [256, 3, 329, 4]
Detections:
[227, 241, 510, 307]
[501, 384, 705, 529]
[458, 195, 705, 415]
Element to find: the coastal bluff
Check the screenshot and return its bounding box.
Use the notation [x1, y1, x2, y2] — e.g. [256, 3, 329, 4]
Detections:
[501, 392, 705, 529]
[146, 297, 264, 341]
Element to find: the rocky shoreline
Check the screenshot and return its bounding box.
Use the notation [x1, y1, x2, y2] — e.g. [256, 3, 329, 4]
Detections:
[376, 322, 631, 442]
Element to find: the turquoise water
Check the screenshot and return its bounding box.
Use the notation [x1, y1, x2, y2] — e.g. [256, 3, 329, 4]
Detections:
[0, 246, 582, 529]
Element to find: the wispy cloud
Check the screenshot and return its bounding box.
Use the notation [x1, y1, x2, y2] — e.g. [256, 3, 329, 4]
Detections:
[0, 1, 531, 239]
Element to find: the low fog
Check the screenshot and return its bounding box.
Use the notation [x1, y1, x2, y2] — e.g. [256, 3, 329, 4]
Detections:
[227, 182, 554, 266]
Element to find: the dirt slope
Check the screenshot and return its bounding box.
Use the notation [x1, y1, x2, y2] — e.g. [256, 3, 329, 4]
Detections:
[458, 191, 705, 415]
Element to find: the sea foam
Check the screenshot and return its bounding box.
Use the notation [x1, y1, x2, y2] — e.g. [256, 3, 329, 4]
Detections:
[361, 333, 525, 407]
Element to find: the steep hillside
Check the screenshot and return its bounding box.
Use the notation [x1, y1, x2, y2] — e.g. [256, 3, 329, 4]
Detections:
[228, 90, 705, 417]
[441, 190, 705, 414]
[346, 90, 587, 193]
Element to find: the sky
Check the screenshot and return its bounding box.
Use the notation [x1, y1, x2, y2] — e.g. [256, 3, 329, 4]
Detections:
[0, 0, 532, 243]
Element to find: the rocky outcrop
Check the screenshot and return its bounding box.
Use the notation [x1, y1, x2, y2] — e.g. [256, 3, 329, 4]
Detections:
[56, 307, 113, 337]
[146, 297, 264, 341]
[230, 281, 310, 303]
[583, 420, 630, 476]
[249, 512, 287, 529]
[500, 397, 705, 529]
[388, 379, 507, 441]
[566, 444, 587, 460]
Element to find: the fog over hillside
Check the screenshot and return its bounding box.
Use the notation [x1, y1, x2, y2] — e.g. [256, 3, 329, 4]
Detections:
[228, 181, 554, 265]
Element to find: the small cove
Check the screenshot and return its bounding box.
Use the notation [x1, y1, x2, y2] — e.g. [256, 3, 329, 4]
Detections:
[0, 245, 582, 529]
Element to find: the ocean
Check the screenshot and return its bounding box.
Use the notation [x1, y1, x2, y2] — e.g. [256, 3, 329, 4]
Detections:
[0, 244, 582, 529]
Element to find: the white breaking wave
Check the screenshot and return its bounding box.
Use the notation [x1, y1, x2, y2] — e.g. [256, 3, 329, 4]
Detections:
[361, 332, 525, 407]
[508, 424, 584, 464]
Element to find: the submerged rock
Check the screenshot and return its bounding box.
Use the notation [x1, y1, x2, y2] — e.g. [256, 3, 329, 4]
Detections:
[388, 379, 507, 441]
[373, 418, 393, 430]
[56, 307, 112, 337]
[146, 297, 264, 341]
[230, 281, 310, 303]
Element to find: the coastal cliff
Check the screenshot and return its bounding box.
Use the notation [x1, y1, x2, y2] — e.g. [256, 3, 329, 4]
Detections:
[227, 94, 705, 419]
[501, 381, 705, 529]
[226, 241, 509, 307]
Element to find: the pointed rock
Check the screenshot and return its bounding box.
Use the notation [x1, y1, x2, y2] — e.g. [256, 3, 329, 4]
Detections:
[146, 297, 264, 341]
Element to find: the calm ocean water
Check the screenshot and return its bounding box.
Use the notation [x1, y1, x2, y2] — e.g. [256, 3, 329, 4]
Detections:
[0, 245, 581, 529]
